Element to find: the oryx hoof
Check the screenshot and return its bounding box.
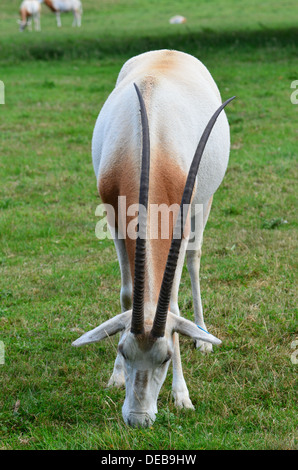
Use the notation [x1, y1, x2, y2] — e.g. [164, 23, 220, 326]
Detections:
[194, 339, 213, 353]
[173, 391, 195, 410]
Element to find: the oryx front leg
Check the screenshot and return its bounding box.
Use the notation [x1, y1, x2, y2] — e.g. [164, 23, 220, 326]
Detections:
[170, 238, 194, 409]
[107, 235, 132, 388]
[187, 197, 213, 353]
[114, 235, 133, 313]
[56, 12, 61, 27]
[171, 332, 194, 409]
[107, 333, 125, 388]
[34, 13, 41, 31]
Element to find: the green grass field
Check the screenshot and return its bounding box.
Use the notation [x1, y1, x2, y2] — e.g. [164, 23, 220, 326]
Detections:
[0, 0, 297, 450]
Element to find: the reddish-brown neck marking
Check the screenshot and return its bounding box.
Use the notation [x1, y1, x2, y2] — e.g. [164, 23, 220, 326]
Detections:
[99, 152, 186, 305]
[44, 0, 58, 12]
[20, 7, 30, 20]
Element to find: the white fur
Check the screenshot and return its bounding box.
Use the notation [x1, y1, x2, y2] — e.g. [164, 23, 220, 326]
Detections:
[73, 50, 231, 427]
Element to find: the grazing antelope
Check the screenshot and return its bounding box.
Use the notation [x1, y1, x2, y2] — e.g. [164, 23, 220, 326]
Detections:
[73, 50, 234, 428]
[18, 0, 41, 32]
[42, 0, 82, 27]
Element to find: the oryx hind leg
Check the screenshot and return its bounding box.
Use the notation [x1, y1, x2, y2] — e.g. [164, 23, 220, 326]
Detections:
[186, 196, 213, 353]
[107, 233, 132, 388]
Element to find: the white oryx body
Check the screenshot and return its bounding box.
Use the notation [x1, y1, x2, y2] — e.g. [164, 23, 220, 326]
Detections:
[42, 0, 82, 27]
[19, 0, 41, 31]
[73, 50, 233, 427]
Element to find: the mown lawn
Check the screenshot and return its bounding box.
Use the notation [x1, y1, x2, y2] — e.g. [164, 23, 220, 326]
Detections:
[0, 0, 297, 450]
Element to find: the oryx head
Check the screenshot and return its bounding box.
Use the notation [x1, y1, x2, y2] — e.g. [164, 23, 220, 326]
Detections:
[17, 19, 27, 32]
[72, 85, 235, 427]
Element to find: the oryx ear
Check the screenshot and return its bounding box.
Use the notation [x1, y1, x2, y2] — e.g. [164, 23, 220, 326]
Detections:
[170, 313, 221, 345]
[72, 310, 132, 347]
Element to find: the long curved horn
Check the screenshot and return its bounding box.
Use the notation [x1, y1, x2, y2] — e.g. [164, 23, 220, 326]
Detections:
[130, 83, 151, 335]
[151, 96, 235, 338]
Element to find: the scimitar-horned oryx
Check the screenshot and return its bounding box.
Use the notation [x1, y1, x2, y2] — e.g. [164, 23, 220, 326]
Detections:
[18, 0, 41, 31]
[42, 0, 82, 27]
[72, 50, 235, 428]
